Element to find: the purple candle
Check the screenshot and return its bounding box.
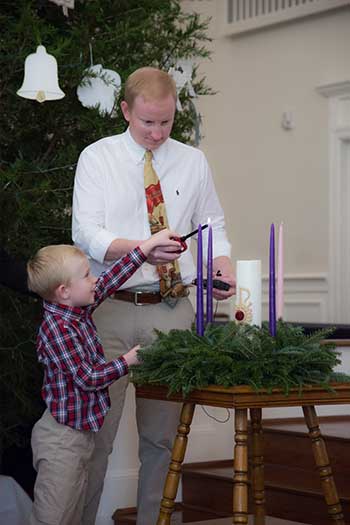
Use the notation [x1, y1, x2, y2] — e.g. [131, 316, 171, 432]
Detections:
[196, 224, 204, 335]
[206, 219, 213, 324]
[269, 223, 277, 336]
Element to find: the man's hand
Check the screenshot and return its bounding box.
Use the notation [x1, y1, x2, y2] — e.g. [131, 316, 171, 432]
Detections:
[146, 246, 182, 265]
[141, 229, 183, 264]
[104, 230, 184, 264]
[212, 256, 236, 300]
[212, 274, 236, 300]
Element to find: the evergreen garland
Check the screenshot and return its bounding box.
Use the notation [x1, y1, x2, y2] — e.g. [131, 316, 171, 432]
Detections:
[0, 0, 212, 448]
[131, 321, 350, 397]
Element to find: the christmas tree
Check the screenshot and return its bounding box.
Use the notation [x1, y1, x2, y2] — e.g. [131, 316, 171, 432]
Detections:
[0, 0, 212, 449]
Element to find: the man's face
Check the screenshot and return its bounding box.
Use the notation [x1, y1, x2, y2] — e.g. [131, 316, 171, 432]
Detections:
[121, 94, 176, 150]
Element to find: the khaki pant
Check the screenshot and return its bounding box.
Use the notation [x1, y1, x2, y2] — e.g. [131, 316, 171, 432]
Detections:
[83, 297, 194, 525]
[30, 409, 95, 525]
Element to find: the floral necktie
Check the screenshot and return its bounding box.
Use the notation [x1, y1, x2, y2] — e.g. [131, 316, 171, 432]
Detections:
[144, 150, 188, 302]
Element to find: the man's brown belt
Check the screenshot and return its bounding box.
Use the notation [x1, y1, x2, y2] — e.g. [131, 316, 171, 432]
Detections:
[112, 290, 162, 306]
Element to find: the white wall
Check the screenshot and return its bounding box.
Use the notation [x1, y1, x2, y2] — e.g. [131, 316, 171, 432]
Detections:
[182, 1, 350, 323]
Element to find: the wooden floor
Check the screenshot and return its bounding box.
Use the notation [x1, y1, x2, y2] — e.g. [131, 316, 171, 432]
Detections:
[183, 461, 350, 495]
[261, 415, 350, 439]
[115, 510, 309, 524]
[191, 519, 308, 525]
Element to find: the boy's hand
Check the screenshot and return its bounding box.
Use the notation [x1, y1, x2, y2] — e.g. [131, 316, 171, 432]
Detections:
[140, 229, 183, 264]
[123, 344, 141, 367]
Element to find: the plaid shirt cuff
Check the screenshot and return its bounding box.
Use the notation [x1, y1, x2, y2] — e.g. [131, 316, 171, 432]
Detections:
[116, 355, 129, 375]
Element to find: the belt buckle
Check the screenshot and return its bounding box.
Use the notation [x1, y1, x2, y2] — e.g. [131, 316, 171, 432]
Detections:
[134, 291, 146, 306]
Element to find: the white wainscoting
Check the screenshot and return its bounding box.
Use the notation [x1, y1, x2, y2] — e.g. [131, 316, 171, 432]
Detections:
[96, 385, 139, 525]
[262, 273, 329, 323]
[189, 273, 330, 323]
[96, 468, 139, 525]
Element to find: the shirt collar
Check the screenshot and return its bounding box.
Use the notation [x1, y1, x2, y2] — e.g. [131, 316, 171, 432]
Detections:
[43, 300, 85, 321]
[123, 127, 169, 167]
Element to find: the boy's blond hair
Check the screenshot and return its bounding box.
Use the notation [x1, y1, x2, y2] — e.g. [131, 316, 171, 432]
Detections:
[27, 244, 86, 300]
[124, 67, 177, 109]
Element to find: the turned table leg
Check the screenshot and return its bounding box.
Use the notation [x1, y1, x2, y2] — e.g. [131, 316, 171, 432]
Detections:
[250, 408, 265, 525]
[157, 402, 195, 525]
[302, 405, 345, 524]
[233, 408, 249, 525]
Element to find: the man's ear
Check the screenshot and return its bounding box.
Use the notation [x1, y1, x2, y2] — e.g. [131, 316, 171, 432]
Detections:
[120, 101, 130, 122]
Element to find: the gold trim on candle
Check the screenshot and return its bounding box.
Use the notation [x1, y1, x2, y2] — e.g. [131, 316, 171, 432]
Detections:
[234, 287, 253, 324]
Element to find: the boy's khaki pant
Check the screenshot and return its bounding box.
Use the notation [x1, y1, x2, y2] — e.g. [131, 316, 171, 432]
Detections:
[30, 409, 95, 525]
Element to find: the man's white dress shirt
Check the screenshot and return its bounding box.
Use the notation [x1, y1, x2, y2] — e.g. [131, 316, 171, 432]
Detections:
[72, 128, 231, 289]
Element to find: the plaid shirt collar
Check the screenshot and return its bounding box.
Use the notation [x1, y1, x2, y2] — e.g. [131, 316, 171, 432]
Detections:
[43, 300, 86, 322]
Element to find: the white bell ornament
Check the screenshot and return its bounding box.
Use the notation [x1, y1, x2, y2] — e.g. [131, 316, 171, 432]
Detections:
[17, 45, 65, 103]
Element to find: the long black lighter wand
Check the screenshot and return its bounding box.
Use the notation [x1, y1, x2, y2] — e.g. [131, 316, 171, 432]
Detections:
[180, 223, 208, 242]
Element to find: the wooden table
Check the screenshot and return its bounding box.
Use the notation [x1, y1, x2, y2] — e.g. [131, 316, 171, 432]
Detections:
[135, 383, 350, 525]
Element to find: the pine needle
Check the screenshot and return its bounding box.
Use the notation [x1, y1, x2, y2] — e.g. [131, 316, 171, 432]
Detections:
[131, 321, 349, 396]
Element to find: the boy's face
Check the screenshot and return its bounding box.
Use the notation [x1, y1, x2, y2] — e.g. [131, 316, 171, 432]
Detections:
[65, 256, 98, 307]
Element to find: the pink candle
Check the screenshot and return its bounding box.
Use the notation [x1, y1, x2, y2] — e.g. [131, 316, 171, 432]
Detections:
[276, 222, 284, 320]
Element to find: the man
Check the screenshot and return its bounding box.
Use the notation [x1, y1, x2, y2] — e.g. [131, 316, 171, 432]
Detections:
[72, 66, 235, 525]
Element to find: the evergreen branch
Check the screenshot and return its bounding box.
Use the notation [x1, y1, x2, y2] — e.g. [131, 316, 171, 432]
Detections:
[131, 321, 348, 396]
[0, 0, 214, 449]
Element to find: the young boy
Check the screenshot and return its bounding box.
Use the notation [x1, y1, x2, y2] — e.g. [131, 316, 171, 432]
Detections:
[27, 230, 181, 525]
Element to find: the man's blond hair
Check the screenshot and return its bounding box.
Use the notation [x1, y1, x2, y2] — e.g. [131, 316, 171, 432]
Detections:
[27, 244, 86, 300]
[124, 67, 177, 108]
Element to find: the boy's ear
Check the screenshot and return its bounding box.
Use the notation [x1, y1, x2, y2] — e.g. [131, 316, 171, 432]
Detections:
[55, 283, 70, 301]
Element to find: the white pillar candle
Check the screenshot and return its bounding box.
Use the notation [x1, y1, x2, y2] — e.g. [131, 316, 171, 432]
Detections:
[234, 260, 262, 327]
